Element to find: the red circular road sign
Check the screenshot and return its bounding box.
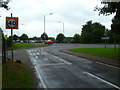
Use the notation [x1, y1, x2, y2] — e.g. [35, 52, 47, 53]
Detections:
[6, 17, 19, 29]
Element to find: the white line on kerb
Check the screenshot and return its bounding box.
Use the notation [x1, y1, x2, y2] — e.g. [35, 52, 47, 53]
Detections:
[35, 56, 38, 59]
[41, 63, 65, 66]
[96, 62, 120, 69]
[44, 58, 48, 61]
[84, 72, 120, 89]
[28, 50, 47, 89]
[51, 55, 72, 65]
[41, 48, 72, 65]
[31, 58, 47, 89]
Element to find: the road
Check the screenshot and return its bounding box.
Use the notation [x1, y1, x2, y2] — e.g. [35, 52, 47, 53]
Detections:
[27, 44, 120, 89]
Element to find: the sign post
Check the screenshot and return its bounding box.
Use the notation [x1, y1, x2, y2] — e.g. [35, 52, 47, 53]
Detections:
[111, 24, 120, 60]
[6, 13, 18, 61]
[101, 37, 109, 48]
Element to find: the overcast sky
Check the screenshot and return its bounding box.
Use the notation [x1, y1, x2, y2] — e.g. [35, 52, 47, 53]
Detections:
[0, 0, 114, 38]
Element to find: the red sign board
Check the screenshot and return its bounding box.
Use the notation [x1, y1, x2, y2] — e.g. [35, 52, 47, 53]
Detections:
[6, 17, 19, 29]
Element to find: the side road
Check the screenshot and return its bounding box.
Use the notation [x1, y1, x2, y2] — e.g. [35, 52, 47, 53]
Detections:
[60, 49, 120, 68]
[7, 49, 39, 88]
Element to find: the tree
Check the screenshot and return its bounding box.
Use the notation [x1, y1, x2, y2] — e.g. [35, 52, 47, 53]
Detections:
[6, 36, 12, 48]
[49, 37, 56, 42]
[73, 34, 81, 43]
[81, 21, 93, 43]
[81, 21, 106, 43]
[94, 1, 120, 24]
[63, 37, 73, 43]
[56, 33, 65, 43]
[41, 32, 48, 40]
[94, 1, 120, 44]
[20, 34, 28, 40]
[13, 34, 19, 42]
[0, 0, 10, 10]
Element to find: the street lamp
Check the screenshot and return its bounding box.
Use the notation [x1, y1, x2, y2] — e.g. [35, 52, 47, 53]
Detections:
[44, 13, 53, 42]
[58, 21, 64, 35]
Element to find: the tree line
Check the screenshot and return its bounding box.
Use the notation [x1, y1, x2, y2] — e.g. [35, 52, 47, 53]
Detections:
[4, 1, 120, 45]
[5, 20, 120, 47]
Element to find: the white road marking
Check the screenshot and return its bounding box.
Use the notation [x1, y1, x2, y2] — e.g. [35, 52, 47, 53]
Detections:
[29, 52, 32, 56]
[84, 72, 120, 89]
[51, 55, 72, 65]
[40, 48, 72, 65]
[37, 52, 40, 55]
[28, 49, 71, 88]
[28, 50, 47, 89]
[41, 63, 65, 66]
[32, 53, 36, 56]
[96, 62, 120, 69]
[32, 58, 47, 89]
[41, 50, 46, 55]
[35, 56, 38, 59]
[44, 58, 48, 60]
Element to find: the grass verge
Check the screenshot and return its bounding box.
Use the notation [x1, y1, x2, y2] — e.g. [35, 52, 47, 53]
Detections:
[69, 47, 120, 60]
[59, 43, 115, 45]
[37, 44, 52, 47]
[7, 43, 51, 50]
[2, 61, 33, 88]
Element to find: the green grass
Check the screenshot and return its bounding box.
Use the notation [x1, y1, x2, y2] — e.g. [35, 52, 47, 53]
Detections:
[2, 61, 33, 88]
[59, 43, 116, 45]
[69, 47, 120, 60]
[37, 44, 52, 47]
[14, 43, 36, 49]
[7, 43, 51, 50]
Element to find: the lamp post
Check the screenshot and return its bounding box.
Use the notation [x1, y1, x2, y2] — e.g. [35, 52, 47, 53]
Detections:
[58, 21, 64, 35]
[44, 13, 53, 42]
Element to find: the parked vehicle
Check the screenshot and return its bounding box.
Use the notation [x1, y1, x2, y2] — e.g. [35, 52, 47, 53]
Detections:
[44, 40, 53, 44]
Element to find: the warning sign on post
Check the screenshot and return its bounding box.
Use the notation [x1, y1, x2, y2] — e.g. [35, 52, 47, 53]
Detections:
[6, 17, 19, 29]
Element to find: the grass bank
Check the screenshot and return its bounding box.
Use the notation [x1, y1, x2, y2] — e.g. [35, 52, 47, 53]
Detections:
[59, 43, 115, 45]
[7, 43, 51, 50]
[2, 61, 33, 88]
[37, 44, 51, 47]
[69, 47, 120, 60]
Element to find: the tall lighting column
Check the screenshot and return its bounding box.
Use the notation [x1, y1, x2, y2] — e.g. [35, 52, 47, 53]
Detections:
[58, 21, 64, 35]
[44, 13, 53, 42]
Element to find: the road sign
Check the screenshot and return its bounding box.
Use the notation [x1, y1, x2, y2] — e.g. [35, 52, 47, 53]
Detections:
[6, 17, 18, 29]
[101, 37, 110, 40]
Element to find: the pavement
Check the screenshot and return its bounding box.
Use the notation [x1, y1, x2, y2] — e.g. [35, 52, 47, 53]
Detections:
[60, 49, 120, 68]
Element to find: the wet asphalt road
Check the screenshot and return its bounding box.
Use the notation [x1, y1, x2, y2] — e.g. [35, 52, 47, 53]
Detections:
[27, 44, 120, 89]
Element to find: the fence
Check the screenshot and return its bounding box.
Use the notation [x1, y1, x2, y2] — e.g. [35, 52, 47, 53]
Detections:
[0, 28, 6, 63]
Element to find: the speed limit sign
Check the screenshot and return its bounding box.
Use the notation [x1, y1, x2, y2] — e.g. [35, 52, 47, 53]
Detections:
[6, 17, 19, 29]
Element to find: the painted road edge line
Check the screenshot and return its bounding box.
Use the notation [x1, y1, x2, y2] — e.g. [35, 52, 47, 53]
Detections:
[41, 63, 66, 66]
[96, 62, 120, 69]
[42, 48, 72, 65]
[84, 72, 120, 89]
[51, 54, 72, 65]
[28, 50, 47, 89]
